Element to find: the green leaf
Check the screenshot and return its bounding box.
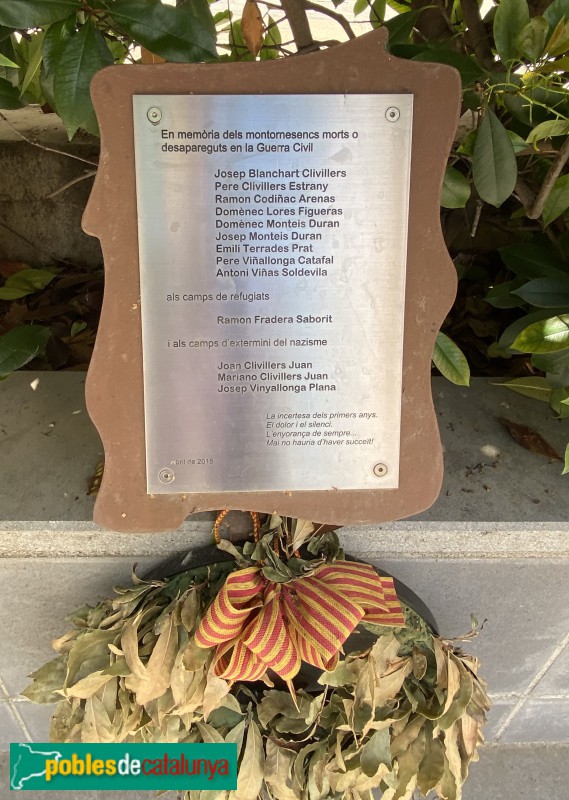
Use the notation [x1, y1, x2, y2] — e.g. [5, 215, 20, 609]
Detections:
[544, 0, 569, 35]
[411, 49, 483, 87]
[354, 0, 371, 15]
[40, 16, 76, 110]
[499, 240, 569, 279]
[369, 0, 386, 28]
[545, 18, 569, 56]
[384, 10, 423, 47]
[515, 17, 549, 61]
[70, 320, 87, 337]
[563, 442, 569, 474]
[53, 21, 114, 139]
[178, 0, 216, 42]
[0, 1, 80, 28]
[0, 75, 24, 108]
[550, 386, 569, 418]
[527, 119, 569, 145]
[532, 349, 569, 382]
[0, 268, 56, 300]
[20, 30, 45, 98]
[432, 332, 470, 386]
[537, 54, 569, 73]
[0, 326, 50, 377]
[228, 20, 254, 61]
[485, 278, 526, 309]
[508, 129, 530, 153]
[513, 277, 569, 307]
[492, 376, 553, 402]
[441, 166, 471, 209]
[259, 15, 281, 60]
[512, 314, 569, 353]
[493, 0, 530, 63]
[472, 109, 517, 207]
[498, 309, 569, 350]
[0, 52, 17, 68]
[109, 0, 217, 62]
[542, 174, 569, 226]
[387, 0, 414, 11]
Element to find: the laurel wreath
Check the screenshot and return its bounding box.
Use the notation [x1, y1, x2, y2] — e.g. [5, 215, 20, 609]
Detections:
[23, 522, 490, 800]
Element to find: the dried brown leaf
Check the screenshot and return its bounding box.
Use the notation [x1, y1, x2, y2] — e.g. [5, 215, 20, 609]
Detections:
[121, 618, 146, 679]
[50, 699, 84, 743]
[241, 0, 264, 57]
[392, 727, 426, 800]
[232, 720, 264, 800]
[417, 730, 445, 794]
[459, 713, 480, 759]
[264, 740, 298, 800]
[125, 614, 178, 706]
[375, 658, 412, 707]
[64, 629, 116, 688]
[202, 672, 230, 721]
[51, 630, 78, 654]
[197, 721, 224, 743]
[391, 716, 425, 759]
[22, 657, 67, 703]
[497, 417, 562, 460]
[81, 694, 116, 742]
[65, 670, 114, 699]
[443, 655, 461, 714]
[291, 519, 315, 551]
[226, 719, 246, 757]
[412, 648, 428, 680]
[180, 589, 199, 633]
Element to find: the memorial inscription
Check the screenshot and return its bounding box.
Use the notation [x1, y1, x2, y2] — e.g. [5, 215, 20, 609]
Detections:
[83, 30, 460, 530]
[133, 94, 413, 493]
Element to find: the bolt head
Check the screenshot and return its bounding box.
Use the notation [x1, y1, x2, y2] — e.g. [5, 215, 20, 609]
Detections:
[385, 107, 400, 122]
[373, 463, 388, 477]
[158, 468, 175, 484]
[147, 107, 162, 124]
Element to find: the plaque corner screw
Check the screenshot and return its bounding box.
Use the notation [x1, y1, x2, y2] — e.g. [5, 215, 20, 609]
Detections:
[158, 468, 175, 484]
[385, 107, 400, 122]
[373, 463, 388, 478]
[147, 106, 162, 124]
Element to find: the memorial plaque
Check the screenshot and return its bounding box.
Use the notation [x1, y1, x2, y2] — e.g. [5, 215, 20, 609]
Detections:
[83, 29, 461, 532]
[132, 94, 412, 494]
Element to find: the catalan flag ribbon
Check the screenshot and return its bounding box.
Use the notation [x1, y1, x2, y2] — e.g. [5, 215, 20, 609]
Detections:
[194, 561, 405, 683]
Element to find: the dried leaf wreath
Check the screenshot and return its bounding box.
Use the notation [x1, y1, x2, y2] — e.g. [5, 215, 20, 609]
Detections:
[23, 517, 490, 800]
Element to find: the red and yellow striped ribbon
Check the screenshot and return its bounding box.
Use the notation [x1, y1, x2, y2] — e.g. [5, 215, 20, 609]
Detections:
[194, 561, 406, 683]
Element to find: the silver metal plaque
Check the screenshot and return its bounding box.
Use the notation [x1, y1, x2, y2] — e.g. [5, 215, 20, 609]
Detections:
[133, 94, 413, 494]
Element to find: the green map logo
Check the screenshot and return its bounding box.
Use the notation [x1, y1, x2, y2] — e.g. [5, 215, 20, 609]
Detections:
[10, 743, 237, 791]
[10, 744, 64, 790]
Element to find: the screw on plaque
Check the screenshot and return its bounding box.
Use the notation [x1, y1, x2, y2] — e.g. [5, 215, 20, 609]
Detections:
[147, 107, 162, 125]
[158, 468, 175, 484]
[373, 463, 388, 477]
[385, 107, 400, 122]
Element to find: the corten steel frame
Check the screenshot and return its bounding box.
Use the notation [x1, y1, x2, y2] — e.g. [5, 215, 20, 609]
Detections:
[83, 29, 460, 532]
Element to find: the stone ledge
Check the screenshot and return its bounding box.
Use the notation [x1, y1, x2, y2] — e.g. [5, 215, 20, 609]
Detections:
[2, 521, 569, 558]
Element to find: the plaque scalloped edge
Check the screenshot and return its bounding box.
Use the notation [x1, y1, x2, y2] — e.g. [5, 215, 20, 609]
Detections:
[83, 28, 461, 532]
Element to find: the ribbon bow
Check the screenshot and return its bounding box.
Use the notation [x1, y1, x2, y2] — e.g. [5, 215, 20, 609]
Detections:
[194, 561, 405, 683]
